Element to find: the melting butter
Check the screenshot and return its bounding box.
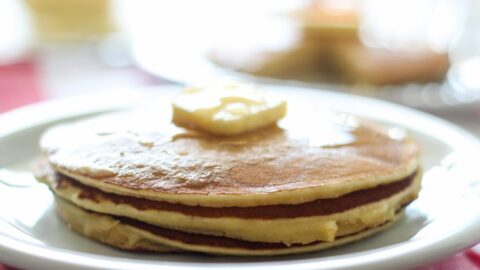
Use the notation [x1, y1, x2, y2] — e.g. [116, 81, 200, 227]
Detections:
[172, 83, 287, 135]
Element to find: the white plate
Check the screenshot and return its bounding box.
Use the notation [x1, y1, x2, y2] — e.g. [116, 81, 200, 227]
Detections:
[125, 1, 479, 111]
[133, 40, 480, 112]
[1, 85, 480, 270]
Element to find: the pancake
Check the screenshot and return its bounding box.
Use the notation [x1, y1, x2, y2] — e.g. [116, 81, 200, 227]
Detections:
[40, 169, 420, 244]
[55, 198, 178, 253]
[40, 105, 420, 207]
[38, 98, 422, 255]
[56, 198, 403, 256]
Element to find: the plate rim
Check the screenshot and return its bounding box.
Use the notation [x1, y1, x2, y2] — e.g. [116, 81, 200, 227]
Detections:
[1, 84, 480, 270]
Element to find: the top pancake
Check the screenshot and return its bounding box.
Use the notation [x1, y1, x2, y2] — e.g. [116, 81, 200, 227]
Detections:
[40, 100, 419, 207]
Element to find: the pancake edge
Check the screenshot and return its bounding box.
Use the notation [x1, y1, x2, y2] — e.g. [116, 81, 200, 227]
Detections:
[50, 156, 419, 208]
[55, 198, 403, 256]
[46, 169, 421, 244]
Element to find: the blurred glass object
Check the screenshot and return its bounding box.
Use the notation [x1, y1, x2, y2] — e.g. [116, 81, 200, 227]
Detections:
[0, 0, 139, 99]
[448, 0, 480, 97]
[25, 0, 115, 41]
[359, 0, 463, 52]
[124, 1, 308, 84]
[0, 0, 32, 64]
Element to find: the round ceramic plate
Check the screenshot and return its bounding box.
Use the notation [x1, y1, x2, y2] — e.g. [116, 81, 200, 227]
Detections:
[132, 38, 480, 112]
[1, 85, 480, 270]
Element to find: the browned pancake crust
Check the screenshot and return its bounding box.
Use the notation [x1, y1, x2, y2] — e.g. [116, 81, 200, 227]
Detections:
[54, 171, 416, 219]
[41, 107, 420, 206]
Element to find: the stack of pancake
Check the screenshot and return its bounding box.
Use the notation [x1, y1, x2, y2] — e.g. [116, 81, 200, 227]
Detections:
[209, 1, 449, 86]
[37, 104, 421, 256]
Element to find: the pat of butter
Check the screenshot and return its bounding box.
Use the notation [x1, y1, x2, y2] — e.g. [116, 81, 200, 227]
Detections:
[172, 83, 287, 135]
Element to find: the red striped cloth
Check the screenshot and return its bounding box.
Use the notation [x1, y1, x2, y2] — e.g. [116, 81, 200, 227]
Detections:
[0, 60, 479, 270]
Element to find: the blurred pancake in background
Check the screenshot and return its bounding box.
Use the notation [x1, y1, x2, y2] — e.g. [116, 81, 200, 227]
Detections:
[209, 0, 451, 86]
[129, 1, 475, 109]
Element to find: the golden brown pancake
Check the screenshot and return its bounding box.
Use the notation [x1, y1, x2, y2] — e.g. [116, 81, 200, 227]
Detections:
[38, 163, 421, 245]
[56, 198, 403, 256]
[38, 99, 421, 255]
[55, 198, 178, 253]
[40, 105, 420, 208]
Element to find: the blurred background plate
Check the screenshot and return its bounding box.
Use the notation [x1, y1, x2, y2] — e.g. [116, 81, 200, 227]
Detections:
[127, 0, 480, 112]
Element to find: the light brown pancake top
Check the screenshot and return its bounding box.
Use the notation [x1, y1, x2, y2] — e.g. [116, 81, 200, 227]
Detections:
[40, 101, 419, 207]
